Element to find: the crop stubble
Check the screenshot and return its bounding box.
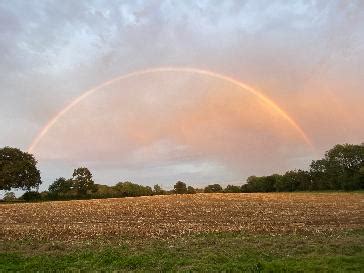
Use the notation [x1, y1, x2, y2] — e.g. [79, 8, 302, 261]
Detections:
[1, 193, 363, 242]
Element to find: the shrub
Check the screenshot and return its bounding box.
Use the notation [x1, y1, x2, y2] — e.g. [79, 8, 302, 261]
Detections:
[3, 192, 16, 201]
[21, 191, 42, 201]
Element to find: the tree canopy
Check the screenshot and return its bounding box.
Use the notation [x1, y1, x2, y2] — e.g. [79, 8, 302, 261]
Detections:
[2, 142, 363, 203]
[113, 181, 153, 197]
[187, 186, 196, 194]
[174, 181, 187, 194]
[72, 167, 96, 195]
[241, 144, 364, 192]
[310, 143, 364, 190]
[48, 177, 73, 195]
[204, 184, 223, 193]
[0, 147, 41, 191]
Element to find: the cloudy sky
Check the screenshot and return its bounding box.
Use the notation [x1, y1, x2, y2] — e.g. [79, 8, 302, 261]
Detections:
[1, 0, 363, 190]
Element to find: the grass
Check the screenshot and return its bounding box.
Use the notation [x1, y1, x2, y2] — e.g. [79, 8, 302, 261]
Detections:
[1, 229, 363, 272]
[1, 193, 363, 271]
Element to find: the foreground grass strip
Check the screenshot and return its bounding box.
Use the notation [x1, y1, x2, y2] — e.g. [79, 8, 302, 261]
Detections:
[1, 230, 363, 272]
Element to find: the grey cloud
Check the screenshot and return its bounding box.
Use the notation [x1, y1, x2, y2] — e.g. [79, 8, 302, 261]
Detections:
[0, 0, 363, 187]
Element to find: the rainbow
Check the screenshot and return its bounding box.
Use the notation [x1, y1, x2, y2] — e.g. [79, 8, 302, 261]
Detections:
[28, 67, 313, 153]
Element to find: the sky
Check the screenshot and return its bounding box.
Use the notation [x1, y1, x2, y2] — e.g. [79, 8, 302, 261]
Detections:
[1, 0, 363, 190]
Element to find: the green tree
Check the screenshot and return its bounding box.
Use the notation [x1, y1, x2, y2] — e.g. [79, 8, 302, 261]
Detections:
[242, 175, 263, 192]
[187, 186, 196, 194]
[278, 170, 311, 191]
[153, 184, 164, 195]
[21, 191, 41, 201]
[358, 166, 364, 189]
[241, 176, 257, 192]
[48, 177, 73, 195]
[254, 175, 280, 192]
[174, 181, 187, 194]
[309, 159, 329, 190]
[242, 175, 280, 192]
[204, 184, 223, 193]
[72, 167, 95, 196]
[310, 144, 364, 190]
[93, 184, 119, 198]
[0, 147, 41, 191]
[242, 143, 363, 193]
[113, 181, 153, 197]
[3, 192, 16, 201]
[224, 185, 241, 193]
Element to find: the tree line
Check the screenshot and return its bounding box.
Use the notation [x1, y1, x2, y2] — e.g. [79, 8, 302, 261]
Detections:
[1, 143, 363, 201]
[241, 143, 363, 192]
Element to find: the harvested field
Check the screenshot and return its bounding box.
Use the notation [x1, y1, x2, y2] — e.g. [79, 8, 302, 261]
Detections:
[1, 193, 363, 242]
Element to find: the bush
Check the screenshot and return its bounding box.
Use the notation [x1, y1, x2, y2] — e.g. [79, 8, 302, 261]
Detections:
[204, 184, 223, 193]
[174, 181, 187, 194]
[224, 185, 241, 193]
[3, 192, 16, 201]
[21, 191, 42, 201]
[187, 186, 196, 194]
[113, 181, 153, 197]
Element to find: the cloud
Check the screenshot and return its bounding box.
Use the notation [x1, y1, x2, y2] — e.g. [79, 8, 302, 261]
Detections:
[0, 0, 363, 186]
[33, 72, 312, 187]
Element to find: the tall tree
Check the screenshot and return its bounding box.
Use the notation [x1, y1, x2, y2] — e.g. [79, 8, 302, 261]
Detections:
[224, 185, 241, 193]
[204, 184, 223, 193]
[174, 181, 187, 194]
[48, 177, 73, 195]
[187, 186, 196, 194]
[0, 147, 41, 191]
[3, 192, 16, 201]
[310, 144, 364, 190]
[113, 181, 153, 197]
[153, 184, 164, 195]
[72, 167, 95, 196]
[278, 170, 310, 192]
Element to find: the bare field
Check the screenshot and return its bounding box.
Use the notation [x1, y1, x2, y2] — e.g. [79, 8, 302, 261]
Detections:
[1, 193, 363, 242]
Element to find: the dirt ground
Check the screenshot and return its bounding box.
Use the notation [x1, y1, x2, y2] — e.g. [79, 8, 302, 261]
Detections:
[1, 193, 363, 242]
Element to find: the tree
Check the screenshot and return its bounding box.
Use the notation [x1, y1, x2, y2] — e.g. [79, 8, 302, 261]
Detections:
[174, 181, 187, 194]
[113, 181, 153, 197]
[241, 176, 257, 192]
[3, 192, 16, 201]
[358, 166, 364, 189]
[0, 147, 41, 191]
[309, 159, 329, 190]
[242, 143, 364, 193]
[242, 175, 280, 192]
[204, 184, 223, 193]
[187, 186, 196, 194]
[224, 185, 241, 193]
[278, 170, 311, 191]
[240, 184, 248, 193]
[153, 184, 165, 195]
[72, 167, 95, 196]
[93, 184, 119, 198]
[48, 177, 73, 195]
[21, 191, 41, 201]
[310, 144, 364, 190]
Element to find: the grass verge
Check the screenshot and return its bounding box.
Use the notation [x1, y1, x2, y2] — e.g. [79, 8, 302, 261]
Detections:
[1, 229, 364, 272]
